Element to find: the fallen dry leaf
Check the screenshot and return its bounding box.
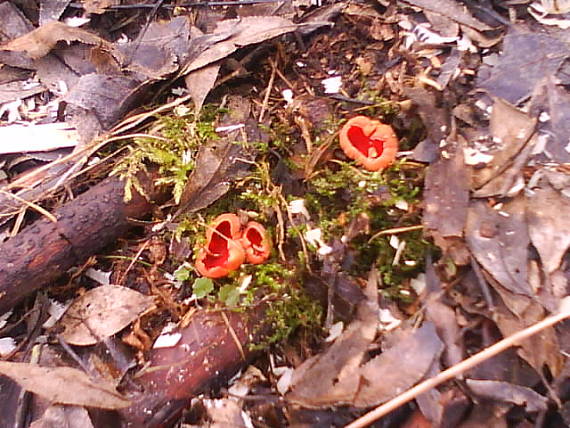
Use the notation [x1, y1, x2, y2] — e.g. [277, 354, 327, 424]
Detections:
[30, 404, 94, 428]
[527, 182, 570, 275]
[287, 270, 379, 407]
[120, 17, 190, 79]
[57, 284, 155, 346]
[531, 80, 570, 163]
[465, 198, 532, 297]
[1, 21, 111, 60]
[494, 295, 563, 376]
[83, 0, 118, 15]
[423, 137, 470, 263]
[184, 16, 300, 73]
[185, 62, 221, 113]
[204, 398, 248, 427]
[466, 379, 548, 413]
[288, 268, 444, 408]
[353, 322, 444, 407]
[401, 0, 493, 30]
[176, 96, 258, 215]
[477, 30, 570, 105]
[39, 0, 72, 25]
[0, 361, 130, 409]
[471, 98, 536, 195]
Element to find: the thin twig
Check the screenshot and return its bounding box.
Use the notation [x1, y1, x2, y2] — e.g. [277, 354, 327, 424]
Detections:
[0, 189, 57, 223]
[221, 311, 246, 361]
[345, 303, 570, 428]
[117, 240, 150, 285]
[368, 224, 423, 243]
[259, 57, 278, 123]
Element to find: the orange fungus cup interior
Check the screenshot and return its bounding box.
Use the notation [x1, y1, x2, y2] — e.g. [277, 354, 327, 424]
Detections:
[339, 115, 398, 171]
[240, 222, 271, 265]
[195, 214, 245, 278]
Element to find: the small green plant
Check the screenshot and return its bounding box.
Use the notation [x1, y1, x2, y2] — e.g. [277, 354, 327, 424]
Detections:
[111, 109, 218, 202]
[192, 278, 214, 299]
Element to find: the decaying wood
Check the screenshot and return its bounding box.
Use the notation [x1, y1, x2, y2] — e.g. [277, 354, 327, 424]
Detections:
[120, 306, 268, 428]
[0, 172, 168, 315]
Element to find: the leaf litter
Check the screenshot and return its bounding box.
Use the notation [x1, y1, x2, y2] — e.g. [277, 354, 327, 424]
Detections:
[1, 1, 570, 427]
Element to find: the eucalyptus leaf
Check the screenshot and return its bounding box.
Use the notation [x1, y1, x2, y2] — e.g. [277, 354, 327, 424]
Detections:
[193, 278, 214, 299]
[218, 284, 240, 307]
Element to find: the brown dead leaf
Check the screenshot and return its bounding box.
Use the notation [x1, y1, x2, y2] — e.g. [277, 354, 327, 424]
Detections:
[530, 79, 570, 163]
[401, 0, 493, 31]
[64, 74, 149, 141]
[205, 398, 248, 427]
[1, 21, 111, 60]
[527, 182, 570, 275]
[175, 96, 258, 215]
[0, 361, 130, 409]
[185, 62, 221, 113]
[120, 17, 190, 79]
[494, 295, 563, 376]
[288, 269, 444, 408]
[477, 30, 570, 105]
[30, 405, 94, 428]
[184, 16, 300, 74]
[353, 322, 444, 407]
[423, 137, 470, 264]
[84, 0, 119, 15]
[57, 284, 155, 346]
[287, 270, 379, 407]
[465, 198, 532, 296]
[472, 98, 536, 196]
[39, 0, 72, 25]
[466, 379, 548, 413]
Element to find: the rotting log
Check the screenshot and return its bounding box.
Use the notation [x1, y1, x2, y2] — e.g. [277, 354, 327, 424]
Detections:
[120, 305, 269, 428]
[0, 172, 169, 315]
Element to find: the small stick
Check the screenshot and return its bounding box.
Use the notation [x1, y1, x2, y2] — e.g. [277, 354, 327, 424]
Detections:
[259, 57, 278, 123]
[345, 301, 570, 428]
[368, 224, 423, 243]
[0, 189, 57, 223]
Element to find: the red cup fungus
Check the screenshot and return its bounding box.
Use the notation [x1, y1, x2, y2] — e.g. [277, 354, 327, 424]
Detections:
[195, 214, 272, 278]
[339, 115, 398, 172]
[195, 213, 246, 278]
[240, 221, 271, 264]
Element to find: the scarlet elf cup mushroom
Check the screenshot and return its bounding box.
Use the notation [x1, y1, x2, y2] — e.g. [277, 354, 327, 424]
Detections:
[195, 214, 271, 278]
[240, 221, 271, 264]
[195, 214, 246, 278]
[339, 116, 398, 172]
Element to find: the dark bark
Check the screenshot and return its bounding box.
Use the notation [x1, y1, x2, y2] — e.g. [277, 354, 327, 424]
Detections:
[0, 172, 168, 315]
[120, 306, 268, 428]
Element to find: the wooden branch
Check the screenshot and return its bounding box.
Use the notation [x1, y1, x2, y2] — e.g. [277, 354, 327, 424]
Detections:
[0, 172, 168, 315]
[120, 306, 268, 427]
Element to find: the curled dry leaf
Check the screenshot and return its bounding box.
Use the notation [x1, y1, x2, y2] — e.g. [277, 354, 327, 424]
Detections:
[57, 284, 155, 346]
[287, 270, 380, 407]
[288, 269, 444, 408]
[477, 32, 570, 105]
[353, 322, 444, 407]
[0, 361, 130, 409]
[465, 198, 532, 297]
[466, 379, 548, 413]
[0, 21, 111, 60]
[527, 183, 570, 275]
[29, 405, 94, 428]
[471, 98, 536, 196]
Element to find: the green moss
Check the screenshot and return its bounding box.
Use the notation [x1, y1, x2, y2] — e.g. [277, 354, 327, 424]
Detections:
[111, 107, 220, 202]
[251, 285, 323, 350]
[302, 157, 431, 298]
